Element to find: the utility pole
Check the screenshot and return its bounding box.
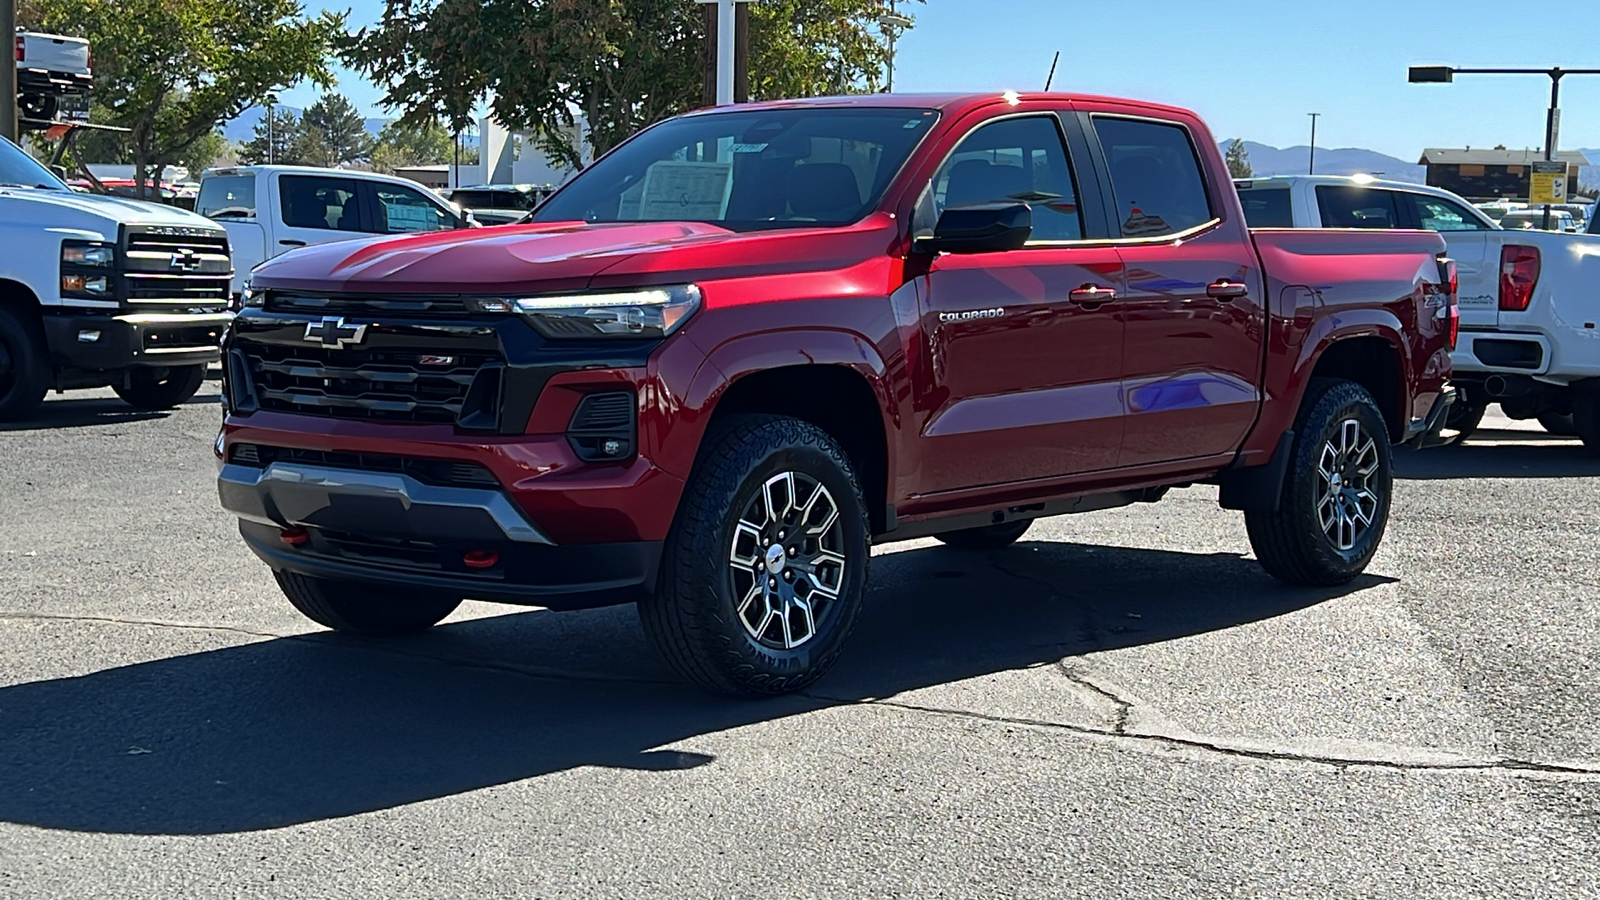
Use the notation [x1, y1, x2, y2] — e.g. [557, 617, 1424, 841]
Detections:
[699, 0, 751, 106]
[1, 0, 18, 142]
[265, 98, 275, 165]
[1307, 113, 1320, 175]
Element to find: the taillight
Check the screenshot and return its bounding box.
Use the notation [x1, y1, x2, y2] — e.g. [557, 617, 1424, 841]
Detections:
[1442, 259, 1459, 350]
[14, 37, 23, 63]
[1499, 245, 1540, 312]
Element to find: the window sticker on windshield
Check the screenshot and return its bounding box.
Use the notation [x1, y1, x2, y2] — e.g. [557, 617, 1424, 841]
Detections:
[638, 161, 734, 220]
[904, 119, 924, 129]
[729, 142, 768, 154]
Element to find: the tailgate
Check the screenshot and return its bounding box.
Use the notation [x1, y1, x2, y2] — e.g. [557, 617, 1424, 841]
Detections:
[18, 34, 90, 75]
[1440, 233, 1496, 329]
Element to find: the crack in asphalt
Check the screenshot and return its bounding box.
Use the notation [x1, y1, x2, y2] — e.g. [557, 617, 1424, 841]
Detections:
[10, 609, 1600, 782]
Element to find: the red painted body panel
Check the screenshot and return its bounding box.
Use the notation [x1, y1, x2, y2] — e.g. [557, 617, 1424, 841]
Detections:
[229, 92, 1451, 550]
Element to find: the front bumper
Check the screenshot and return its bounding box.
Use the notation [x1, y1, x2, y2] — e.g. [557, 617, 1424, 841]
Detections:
[220, 460, 663, 609]
[44, 311, 229, 371]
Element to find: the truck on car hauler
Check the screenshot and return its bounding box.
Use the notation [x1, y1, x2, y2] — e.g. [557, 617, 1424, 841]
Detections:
[216, 92, 1457, 696]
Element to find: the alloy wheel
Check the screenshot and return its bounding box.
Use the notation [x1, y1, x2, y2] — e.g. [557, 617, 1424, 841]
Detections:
[728, 471, 847, 650]
[1316, 418, 1381, 551]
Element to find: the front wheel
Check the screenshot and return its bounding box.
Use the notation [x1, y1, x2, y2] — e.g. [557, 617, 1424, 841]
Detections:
[0, 305, 48, 422]
[640, 415, 871, 697]
[274, 571, 462, 636]
[1245, 379, 1393, 587]
[113, 365, 206, 411]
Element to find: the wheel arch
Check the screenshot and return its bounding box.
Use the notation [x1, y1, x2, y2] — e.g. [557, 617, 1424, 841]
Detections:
[1305, 332, 1407, 442]
[0, 278, 45, 334]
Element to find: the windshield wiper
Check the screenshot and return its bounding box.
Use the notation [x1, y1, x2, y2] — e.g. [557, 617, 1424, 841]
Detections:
[0, 182, 62, 190]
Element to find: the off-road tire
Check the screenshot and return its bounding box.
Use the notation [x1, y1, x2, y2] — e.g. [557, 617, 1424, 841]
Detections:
[274, 570, 462, 636]
[1538, 412, 1578, 437]
[933, 519, 1033, 550]
[640, 415, 871, 697]
[1245, 379, 1393, 587]
[0, 305, 48, 422]
[1437, 392, 1487, 446]
[113, 365, 206, 411]
[1572, 396, 1600, 457]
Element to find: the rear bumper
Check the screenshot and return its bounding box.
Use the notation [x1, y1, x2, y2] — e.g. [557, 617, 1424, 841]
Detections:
[44, 311, 228, 371]
[1407, 384, 1458, 448]
[220, 461, 663, 609]
[1451, 332, 1551, 377]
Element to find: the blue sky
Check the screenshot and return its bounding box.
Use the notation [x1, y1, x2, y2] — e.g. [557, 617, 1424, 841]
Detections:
[280, 0, 1600, 157]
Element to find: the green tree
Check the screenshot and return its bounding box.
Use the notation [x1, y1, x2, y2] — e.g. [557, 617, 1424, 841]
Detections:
[176, 132, 231, 176]
[1225, 138, 1253, 179]
[238, 106, 309, 166]
[342, 0, 912, 168]
[370, 117, 455, 173]
[19, 0, 342, 196]
[299, 93, 374, 168]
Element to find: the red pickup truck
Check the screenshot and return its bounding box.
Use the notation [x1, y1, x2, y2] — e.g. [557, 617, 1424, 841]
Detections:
[216, 92, 1457, 695]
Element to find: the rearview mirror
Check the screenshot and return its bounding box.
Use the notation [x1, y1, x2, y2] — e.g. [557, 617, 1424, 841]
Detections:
[916, 203, 1032, 254]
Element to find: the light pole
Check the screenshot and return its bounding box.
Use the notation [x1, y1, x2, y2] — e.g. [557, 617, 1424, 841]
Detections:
[264, 95, 278, 165]
[1307, 113, 1320, 175]
[878, 2, 913, 93]
[1409, 65, 1600, 229]
[1, 0, 17, 141]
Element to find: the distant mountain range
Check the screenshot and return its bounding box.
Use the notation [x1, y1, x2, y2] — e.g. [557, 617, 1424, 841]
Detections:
[1221, 140, 1600, 193]
[224, 106, 388, 143]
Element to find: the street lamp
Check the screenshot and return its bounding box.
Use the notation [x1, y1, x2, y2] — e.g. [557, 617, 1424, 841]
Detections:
[1409, 64, 1600, 229]
[878, 1, 913, 93]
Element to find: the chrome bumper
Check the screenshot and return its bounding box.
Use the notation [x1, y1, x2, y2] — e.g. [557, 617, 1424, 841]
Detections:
[216, 462, 552, 545]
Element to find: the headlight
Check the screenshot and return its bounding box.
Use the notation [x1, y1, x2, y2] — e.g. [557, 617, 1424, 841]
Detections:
[474, 285, 702, 339]
[240, 283, 264, 307]
[61, 241, 114, 267]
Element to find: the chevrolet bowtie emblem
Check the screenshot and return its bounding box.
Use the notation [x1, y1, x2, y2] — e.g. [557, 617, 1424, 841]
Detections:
[169, 248, 202, 272]
[304, 316, 368, 349]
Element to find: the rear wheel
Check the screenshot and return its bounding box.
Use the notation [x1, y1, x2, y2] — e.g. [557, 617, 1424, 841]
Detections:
[1246, 379, 1393, 586]
[0, 305, 48, 422]
[1537, 412, 1578, 437]
[274, 571, 462, 636]
[640, 415, 870, 697]
[933, 519, 1032, 550]
[1437, 391, 1487, 446]
[113, 365, 206, 410]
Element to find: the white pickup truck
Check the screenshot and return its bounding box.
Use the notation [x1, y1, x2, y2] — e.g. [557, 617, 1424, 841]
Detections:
[194, 166, 470, 298]
[0, 137, 232, 421]
[1236, 174, 1600, 448]
[15, 31, 92, 123]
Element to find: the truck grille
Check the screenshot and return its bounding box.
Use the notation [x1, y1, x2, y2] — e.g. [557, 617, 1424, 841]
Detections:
[244, 342, 500, 424]
[122, 229, 232, 310]
[265, 291, 472, 318]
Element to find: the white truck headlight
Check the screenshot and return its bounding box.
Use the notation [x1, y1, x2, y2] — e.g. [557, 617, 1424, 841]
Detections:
[61, 241, 115, 267]
[473, 285, 702, 339]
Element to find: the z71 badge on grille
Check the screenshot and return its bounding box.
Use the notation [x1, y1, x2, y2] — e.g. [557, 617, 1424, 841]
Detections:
[303, 316, 368, 348]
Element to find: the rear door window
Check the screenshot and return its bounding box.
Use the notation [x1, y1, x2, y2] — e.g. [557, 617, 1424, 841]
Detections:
[372, 183, 458, 233]
[1316, 186, 1401, 229]
[930, 115, 1084, 241]
[1404, 194, 1488, 231]
[279, 175, 363, 231]
[1236, 186, 1294, 227]
[1092, 117, 1214, 237]
[196, 175, 256, 220]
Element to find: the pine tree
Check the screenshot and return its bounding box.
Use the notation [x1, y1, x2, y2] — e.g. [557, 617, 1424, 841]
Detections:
[1225, 139, 1253, 179]
[298, 94, 374, 168]
[239, 107, 307, 165]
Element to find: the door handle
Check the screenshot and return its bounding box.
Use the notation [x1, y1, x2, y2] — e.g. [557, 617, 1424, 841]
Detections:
[278, 239, 307, 247]
[1206, 280, 1249, 301]
[1068, 285, 1117, 306]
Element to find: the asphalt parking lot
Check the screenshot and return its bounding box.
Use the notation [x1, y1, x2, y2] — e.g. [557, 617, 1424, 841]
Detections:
[2, 382, 1598, 898]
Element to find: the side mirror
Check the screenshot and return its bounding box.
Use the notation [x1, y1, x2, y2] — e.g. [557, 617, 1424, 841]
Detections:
[461, 210, 481, 229]
[915, 203, 1032, 254]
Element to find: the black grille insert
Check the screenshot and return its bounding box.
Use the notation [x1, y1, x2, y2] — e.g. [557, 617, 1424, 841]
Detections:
[228, 443, 501, 489]
[265, 292, 473, 318]
[245, 342, 500, 424]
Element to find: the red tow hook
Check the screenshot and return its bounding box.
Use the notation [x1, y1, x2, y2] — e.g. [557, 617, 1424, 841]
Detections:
[463, 549, 500, 569]
[279, 527, 310, 546]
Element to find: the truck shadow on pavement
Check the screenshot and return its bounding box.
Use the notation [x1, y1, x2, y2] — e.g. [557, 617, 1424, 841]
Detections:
[0, 541, 1386, 836]
[1396, 434, 1600, 480]
[0, 394, 221, 432]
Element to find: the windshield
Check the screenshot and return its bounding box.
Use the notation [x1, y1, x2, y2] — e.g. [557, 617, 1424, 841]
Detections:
[533, 107, 939, 232]
[0, 138, 67, 190]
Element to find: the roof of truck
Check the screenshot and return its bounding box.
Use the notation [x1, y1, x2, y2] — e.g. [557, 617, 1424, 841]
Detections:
[678, 91, 1198, 120]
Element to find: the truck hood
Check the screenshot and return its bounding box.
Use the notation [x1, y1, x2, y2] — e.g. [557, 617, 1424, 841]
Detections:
[247, 216, 898, 295]
[0, 186, 224, 233]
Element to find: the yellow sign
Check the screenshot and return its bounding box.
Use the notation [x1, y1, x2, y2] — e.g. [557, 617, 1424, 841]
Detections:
[1529, 161, 1568, 205]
